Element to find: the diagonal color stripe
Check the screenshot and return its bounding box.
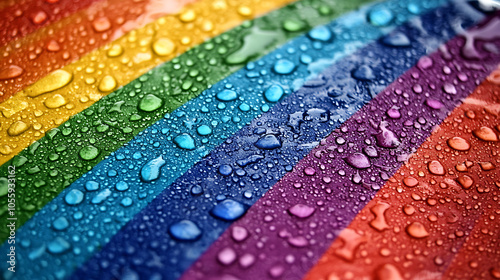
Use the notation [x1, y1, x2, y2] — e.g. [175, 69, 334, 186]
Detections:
[304, 65, 500, 280]
[71, 2, 484, 280]
[0, 1, 451, 279]
[0, 0, 103, 47]
[0, 0, 358, 240]
[0, 0, 297, 164]
[181, 14, 500, 280]
[0, 0, 197, 102]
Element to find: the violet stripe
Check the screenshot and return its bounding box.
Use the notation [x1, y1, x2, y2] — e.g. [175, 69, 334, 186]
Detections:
[181, 15, 500, 280]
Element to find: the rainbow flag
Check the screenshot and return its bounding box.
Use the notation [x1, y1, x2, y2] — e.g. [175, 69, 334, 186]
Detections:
[0, 0, 499, 279]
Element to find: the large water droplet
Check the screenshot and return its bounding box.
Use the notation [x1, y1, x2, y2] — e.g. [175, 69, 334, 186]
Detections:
[64, 189, 84, 205]
[140, 156, 166, 182]
[138, 94, 163, 112]
[382, 32, 410, 47]
[52, 217, 69, 231]
[91, 189, 111, 204]
[288, 204, 315, 218]
[352, 65, 375, 81]
[0, 65, 23, 80]
[345, 153, 371, 169]
[231, 226, 249, 242]
[273, 59, 295, 75]
[43, 94, 67, 108]
[218, 247, 237, 266]
[375, 122, 400, 148]
[473, 126, 498, 141]
[197, 125, 212, 136]
[152, 38, 176, 56]
[92, 17, 111, 32]
[406, 222, 429, 238]
[216, 89, 238, 102]
[428, 160, 445, 175]
[447, 137, 470, 151]
[169, 220, 202, 241]
[368, 7, 394, 26]
[264, 85, 284, 102]
[26, 69, 72, 97]
[47, 237, 71, 254]
[7, 121, 29, 136]
[98, 75, 117, 92]
[79, 145, 99, 161]
[308, 26, 332, 41]
[210, 199, 248, 221]
[219, 164, 233, 176]
[173, 133, 196, 150]
[254, 134, 281, 149]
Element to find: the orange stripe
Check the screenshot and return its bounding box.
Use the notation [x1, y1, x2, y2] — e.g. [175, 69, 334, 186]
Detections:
[304, 66, 500, 280]
[0, 0, 197, 102]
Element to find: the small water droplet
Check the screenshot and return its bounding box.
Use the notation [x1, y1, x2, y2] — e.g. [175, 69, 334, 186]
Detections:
[210, 199, 248, 221]
[79, 145, 99, 161]
[264, 85, 284, 102]
[64, 189, 84, 205]
[255, 134, 281, 149]
[368, 8, 394, 26]
[152, 38, 176, 56]
[138, 94, 163, 112]
[406, 222, 429, 238]
[216, 89, 238, 102]
[173, 133, 196, 150]
[428, 160, 445, 175]
[273, 59, 295, 75]
[288, 204, 315, 218]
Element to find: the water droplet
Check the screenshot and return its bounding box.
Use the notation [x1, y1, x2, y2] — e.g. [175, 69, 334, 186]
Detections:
[219, 164, 233, 176]
[473, 126, 498, 141]
[52, 217, 69, 231]
[31, 11, 48, 24]
[115, 181, 129, 191]
[210, 199, 247, 221]
[287, 236, 308, 247]
[237, 6, 252, 16]
[403, 177, 419, 187]
[447, 137, 470, 151]
[352, 65, 375, 81]
[179, 9, 196, 22]
[457, 175, 474, 189]
[264, 85, 284, 102]
[363, 146, 378, 158]
[428, 160, 445, 175]
[346, 153, 371, 169]
[216, 89, 238, 102]
[79, 145, 99, 161]
[479, 162, 495, 171]
[375, 264, 404, 280]
[218, 247, 237, 266]
[46, 40, 60, 52]
[140, 156, 166, 182]
[91, 189, 111, 204]
[375, 122, 400, 148]
[98, 75, 116, 92]
[92, 17, 111, 32]
[308, 26, 332, 41]
[173, 133, 196, 150]
[43, 93, 67, 108]
[231, 226, 249, 242]
[386, 107, 401, 119]
[417, 56, 433, 70]
[64, 189, 84, 205]
[7, 121, 29, 136]
[169, 220, 202, 241]
[254, 134, 281, 149]
[0, 178, 8, 196]
[47, 237, 71, 254]
[26, 69, 72, 97]
[426, 99, 443, 109]
[406, 222, 429, 238]
[138, 94, 163, 112]
[273, 59, 295, 75]
[152, 38, 176, 56]
[107, 45, 123, 57]
[282, 18, 307, 32]
[0, 65, 23, 80]
[85, 181, 99, 191]
[197, 125, 212, 136]
[443, 83, 457, 95]
[369, 202, 390, 231]
[368, 8, 394, 26]
[382, 32, 411, 47]
[288, 204, 315, 218]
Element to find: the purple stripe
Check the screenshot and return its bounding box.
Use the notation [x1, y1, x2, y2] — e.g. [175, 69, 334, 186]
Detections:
[181, 15, 500, 280]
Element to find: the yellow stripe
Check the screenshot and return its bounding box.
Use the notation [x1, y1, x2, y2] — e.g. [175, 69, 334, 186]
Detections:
[0, 0, 294, 165]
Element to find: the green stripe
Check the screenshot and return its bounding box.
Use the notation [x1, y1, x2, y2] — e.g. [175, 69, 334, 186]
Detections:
[0, 0, 372, 241]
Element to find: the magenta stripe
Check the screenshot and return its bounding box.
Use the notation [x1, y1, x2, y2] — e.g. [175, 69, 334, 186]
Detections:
[181, 15, 500, 280]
